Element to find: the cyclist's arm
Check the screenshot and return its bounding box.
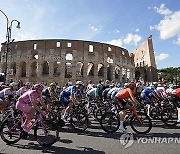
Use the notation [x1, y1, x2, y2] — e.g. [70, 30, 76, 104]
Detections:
[70, 93, 76, 104]
[128, 88, 139, 105]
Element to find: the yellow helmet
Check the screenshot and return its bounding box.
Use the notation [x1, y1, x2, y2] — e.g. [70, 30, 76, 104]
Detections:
[50, 82, 56, 87]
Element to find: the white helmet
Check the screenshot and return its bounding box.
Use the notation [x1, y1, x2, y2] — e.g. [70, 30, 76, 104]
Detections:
[9, 82, 18, 87]
[25, 82, 31, 86]
[76, 81, 84, 86]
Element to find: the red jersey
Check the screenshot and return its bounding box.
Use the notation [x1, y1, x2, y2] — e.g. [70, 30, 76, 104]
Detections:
[115, 88, 133, 99]
[170, 88, 180, 97]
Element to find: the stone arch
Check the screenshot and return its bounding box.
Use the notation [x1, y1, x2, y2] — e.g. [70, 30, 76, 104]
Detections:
[76, 61, 83, 77]
[107, 65, 112, 80]
[11, 62, 16, 76]
[127, 68, 131, 81]
[53, 61, 61, 75]
[98, 63, 104, 76]
[66, 53, 73, 61]
[42, 61, 49, 75]
[115, 65, 120, 79]
[107, 56, 113, 64]
[31, 50, 38, 60]
[30, 61, 37, 77]
[20, 61, 26, 77]
[135, 71, 141, 80]
[65, 62, 72, 78]
[87, 62, 94, 76]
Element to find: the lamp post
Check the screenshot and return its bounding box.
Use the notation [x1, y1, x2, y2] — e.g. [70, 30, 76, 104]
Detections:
[0, 10, 20, 83]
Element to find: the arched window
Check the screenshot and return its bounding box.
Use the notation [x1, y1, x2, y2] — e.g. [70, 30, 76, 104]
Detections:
[89, 45, 94, 53]
[66, 53, 73, 61]
[65, 62, 72, 78]
[87, 62, 94, 76]
[42, 61, 49, 75]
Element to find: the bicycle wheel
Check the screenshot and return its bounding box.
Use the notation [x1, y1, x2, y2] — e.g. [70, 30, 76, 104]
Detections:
[70, 111, 89, 132]
[0, 118, 22, 144]
[130, 112, 152, 134]
[100, 112, 120, 133]
[34, 120, 59, 146]
[161, 108, 178, 126]
[95, 107, 108, 121]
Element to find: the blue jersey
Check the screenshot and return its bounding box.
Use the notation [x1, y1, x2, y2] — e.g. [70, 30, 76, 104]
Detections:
[142, 86, 157, 95]
[62, 86, 77, 97]
[111, 88, 123, 100]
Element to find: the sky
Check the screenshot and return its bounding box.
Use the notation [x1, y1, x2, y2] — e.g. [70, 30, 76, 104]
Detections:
[0, 0, 180, 69]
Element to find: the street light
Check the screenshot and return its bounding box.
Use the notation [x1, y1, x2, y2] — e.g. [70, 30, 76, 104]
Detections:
[0, 10, 20, 83]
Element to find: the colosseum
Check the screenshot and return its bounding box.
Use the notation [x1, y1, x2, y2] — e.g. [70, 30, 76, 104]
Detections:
[0, 35, 158, 86]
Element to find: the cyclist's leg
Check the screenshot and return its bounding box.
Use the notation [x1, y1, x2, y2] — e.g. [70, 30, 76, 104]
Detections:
[141, 92, 151, 116]
[16, 101, 35, 131]
[114, 97, 126, 131]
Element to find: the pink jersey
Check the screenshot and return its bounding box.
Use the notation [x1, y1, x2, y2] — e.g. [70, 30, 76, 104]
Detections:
[17, 90, 43, 105]
[17, 87, 29, 96]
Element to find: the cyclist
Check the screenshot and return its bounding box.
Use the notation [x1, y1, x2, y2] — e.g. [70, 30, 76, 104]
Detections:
[115, 82, 138, 132]
[0, 82, 18, 113]
[16, 84, 47, 132]
[169, 87, 180, 122]
[60, 81, 84, 122]
[16, 82, 32, 96]
[86, 83, 103, 114]
[86, 80, 94, 92]
[42, 82, 58, 108]
[140, 82, 160, 117]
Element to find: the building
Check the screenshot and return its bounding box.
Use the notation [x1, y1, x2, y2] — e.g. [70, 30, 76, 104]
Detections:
[133, 35, 158, 82]
[0, 36, 157, 85]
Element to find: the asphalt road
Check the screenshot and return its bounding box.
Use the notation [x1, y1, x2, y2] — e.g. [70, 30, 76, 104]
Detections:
[0, 117, 180, 154]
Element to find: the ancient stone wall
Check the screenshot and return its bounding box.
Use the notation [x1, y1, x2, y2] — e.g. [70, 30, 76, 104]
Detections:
[0, 39, 135, 86]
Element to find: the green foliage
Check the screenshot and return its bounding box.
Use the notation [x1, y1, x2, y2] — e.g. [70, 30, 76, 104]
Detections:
[158, 67, 180, 84]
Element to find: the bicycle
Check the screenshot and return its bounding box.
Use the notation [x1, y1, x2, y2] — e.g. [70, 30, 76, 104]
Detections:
[100, 100, 152, 134]
[0, 110, 59, 146]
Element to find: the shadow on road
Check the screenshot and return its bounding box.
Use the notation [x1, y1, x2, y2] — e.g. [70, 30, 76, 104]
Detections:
[11, 142, 105, 154]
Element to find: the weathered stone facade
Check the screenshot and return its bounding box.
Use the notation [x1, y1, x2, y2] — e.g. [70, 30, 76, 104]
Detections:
[0, 39, 135, 85]
[133, 35, 158, 82]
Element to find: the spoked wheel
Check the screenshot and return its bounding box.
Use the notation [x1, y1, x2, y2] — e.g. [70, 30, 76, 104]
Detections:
[100, 112, 120, 133]
[130, 112, 152, 134]
[161, 108, 178, 126]
[150, 107, 162, 120]
[0, 118, 22, 144]
[70, 111, 89, 132]
[95, 107, 108, 121]
[34, 120, 59, 146]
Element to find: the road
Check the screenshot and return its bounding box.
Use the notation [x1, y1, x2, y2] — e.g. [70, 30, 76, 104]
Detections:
[0, 117, 180, 154]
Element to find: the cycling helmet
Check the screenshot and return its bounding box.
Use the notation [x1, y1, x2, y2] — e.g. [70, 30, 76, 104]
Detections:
[152, 82, 158, 86]
[50, 82, 56, 87]
[97, 83, 103, 89]
[129, 82, 136, 89]
[9, 82, 18, 87]
[76, 81, 84, 86]
[34, 84, 44, 91]
[25, 82, 31, 86]
[124, 83, 129, 88]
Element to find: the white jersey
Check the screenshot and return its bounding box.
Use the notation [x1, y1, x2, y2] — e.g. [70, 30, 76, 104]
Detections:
[0, 88, 14, 99]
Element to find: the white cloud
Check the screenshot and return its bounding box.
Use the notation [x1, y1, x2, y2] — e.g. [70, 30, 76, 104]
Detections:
[155, 53, 169, 61]
[153, 4, 172, 15]
[150, 4, 180, 40]
[123, 33, 142, 45]
[173, 35, 180, 46]
[102, 39, 123, 47]
[135, 28, 139, 32]
[89, 24, 98, 32]
[113, 30, 120, 33]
